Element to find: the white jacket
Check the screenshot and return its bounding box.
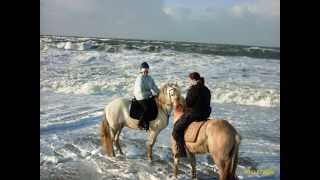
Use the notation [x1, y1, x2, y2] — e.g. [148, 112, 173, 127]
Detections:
[133, 74, 160, 100]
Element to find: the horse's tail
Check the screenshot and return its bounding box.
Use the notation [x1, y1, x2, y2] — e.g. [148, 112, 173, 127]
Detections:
[229, 133, 241, 180]
[100, 111, 114, 157]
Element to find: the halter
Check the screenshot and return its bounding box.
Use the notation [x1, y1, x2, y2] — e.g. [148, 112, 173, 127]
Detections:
[168, 88, 176, 97]
[167, 87, 178, 103]
[160, 86, 177, 120]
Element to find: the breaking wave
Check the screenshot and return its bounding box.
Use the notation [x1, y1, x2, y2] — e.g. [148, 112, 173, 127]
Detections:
[40, 35, 280, 59]
[41, 79, 279, 107]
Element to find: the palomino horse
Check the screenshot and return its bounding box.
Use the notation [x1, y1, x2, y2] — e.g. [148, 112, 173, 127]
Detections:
[100, 83, 182, 160]
[171, 98, 241, 180]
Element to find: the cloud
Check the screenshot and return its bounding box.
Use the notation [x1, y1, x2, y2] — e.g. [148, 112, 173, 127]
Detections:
[230, 0, 280, 18]
[41, 0, 173, 39]
[41, 0, 279, 47]
[160, 1, 279, 47]
[162, 7, 192, 21]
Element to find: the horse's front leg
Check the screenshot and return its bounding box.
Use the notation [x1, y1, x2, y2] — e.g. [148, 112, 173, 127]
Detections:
[188, 152, 196, 179]
[147, 129, 160, 161]
[173, 155, 180, 177]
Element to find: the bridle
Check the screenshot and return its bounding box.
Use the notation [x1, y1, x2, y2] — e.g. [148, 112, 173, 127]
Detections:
[161, 86, 179, 120]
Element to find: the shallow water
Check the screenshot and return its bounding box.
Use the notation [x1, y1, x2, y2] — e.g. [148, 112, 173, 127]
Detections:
[40, 36, 280, 180]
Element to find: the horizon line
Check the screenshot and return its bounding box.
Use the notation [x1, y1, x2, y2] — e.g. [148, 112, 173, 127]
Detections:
[40, 33, 280, 49]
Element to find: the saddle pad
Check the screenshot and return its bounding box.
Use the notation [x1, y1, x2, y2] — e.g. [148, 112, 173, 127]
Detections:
[129, 97, 158, 121]
[184, 121, 206, 142]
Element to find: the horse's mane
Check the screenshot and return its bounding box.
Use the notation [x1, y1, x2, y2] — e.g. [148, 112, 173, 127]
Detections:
[157, 83, 181, 106]
[175, 97, 186, 113]
[158, 83, 169, 106]
[175, 103, 184, 113]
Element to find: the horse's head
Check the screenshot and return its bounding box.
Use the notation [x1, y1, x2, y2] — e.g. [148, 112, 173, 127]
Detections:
[158, 83, 183, 108]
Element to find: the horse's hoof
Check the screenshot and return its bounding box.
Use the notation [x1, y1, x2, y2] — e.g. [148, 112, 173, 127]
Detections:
[169, 174, 177, 179]
[106, 155, 115, 158]
[147, 153, 152, 161]
[173, 170, 177, 178]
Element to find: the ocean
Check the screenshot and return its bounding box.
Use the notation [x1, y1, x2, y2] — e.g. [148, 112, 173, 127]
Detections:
[40, 35, 280, 180]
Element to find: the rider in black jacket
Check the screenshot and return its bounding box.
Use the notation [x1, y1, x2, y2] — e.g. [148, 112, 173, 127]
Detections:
[172, 72, 211, 157]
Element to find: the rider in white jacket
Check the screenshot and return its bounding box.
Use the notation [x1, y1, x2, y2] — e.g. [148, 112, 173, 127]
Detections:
[133, 62, 160, 130]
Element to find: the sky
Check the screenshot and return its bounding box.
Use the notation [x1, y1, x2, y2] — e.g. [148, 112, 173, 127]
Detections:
[40, 0, 280, 47]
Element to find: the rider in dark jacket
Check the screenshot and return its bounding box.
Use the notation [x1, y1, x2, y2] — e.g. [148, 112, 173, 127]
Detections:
[172, 72, 211, 157]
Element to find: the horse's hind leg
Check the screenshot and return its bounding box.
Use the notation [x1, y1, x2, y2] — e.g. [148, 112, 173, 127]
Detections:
[214, 158, 226, 180]
[147, 130, 160, 161]
[173, 155, 180, 178]
[213, 155, 232, 180]
[114, 126, 124, 155]
[188, 152, 196, 179]
[212, 147, 235, 180]
[108, 128, 117, 157]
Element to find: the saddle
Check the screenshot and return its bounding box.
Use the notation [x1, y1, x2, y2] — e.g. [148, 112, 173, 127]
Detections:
[184, 121, 206, 142]
[129, 96, 158, 122]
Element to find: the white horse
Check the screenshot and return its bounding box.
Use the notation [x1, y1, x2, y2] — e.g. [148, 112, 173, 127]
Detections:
[100, 83, 182, 160]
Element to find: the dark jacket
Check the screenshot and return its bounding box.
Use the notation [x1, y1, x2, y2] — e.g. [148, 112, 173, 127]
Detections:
[185, 82, 211, 120]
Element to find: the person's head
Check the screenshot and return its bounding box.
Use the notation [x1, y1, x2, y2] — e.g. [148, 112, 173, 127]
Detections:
[188, 72, 200, 85]
[188, 72, 204, 85]
[140, 62, 149, 75]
